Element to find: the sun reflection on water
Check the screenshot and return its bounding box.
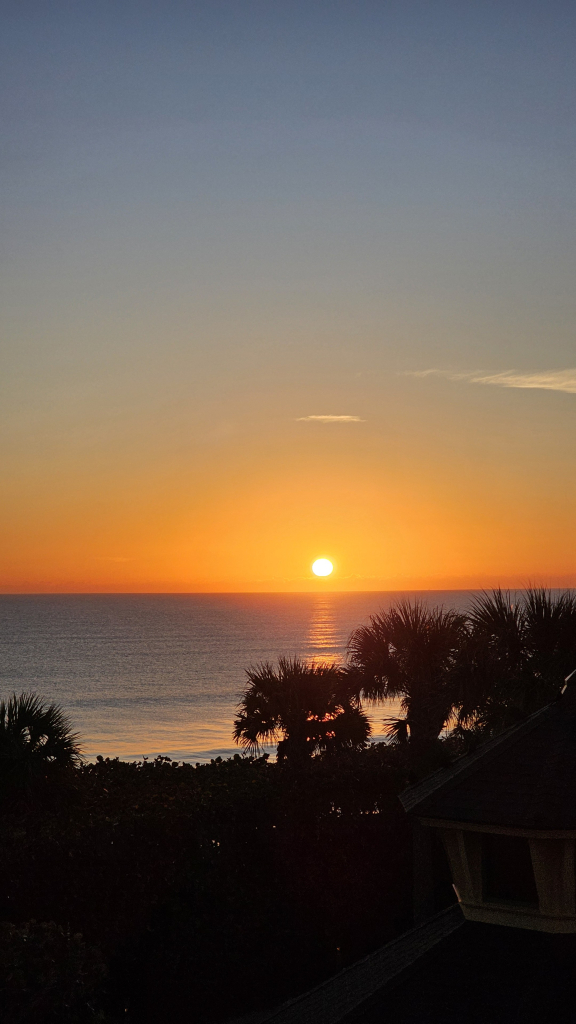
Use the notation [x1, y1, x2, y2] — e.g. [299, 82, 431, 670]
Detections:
[306, 598, 346, 664]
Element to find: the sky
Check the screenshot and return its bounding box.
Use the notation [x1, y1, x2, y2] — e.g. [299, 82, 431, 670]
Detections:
[2, 0, 576, 592]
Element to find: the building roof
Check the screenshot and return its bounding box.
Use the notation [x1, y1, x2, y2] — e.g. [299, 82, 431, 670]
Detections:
[400, 681, 576, 831]
[342, 921, 576, 1024]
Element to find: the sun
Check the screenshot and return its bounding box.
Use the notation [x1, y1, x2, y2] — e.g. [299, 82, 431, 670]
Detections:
[312, 558, 333, 577]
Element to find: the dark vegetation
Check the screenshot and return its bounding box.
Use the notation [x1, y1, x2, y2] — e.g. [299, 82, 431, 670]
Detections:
[348, 589, 576, 759]
[1, 748, 412, 1024]
[2, 589, 576, 1023]
[0, 692, 82, 806]
[234, 656, 370, 762]
[348, 601, 468, 756]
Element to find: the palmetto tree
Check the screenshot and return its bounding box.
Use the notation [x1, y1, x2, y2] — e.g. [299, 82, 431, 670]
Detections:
[233, 657, 370, 763]
[0, 692, 82, 799]
[347, 601, 468, 756]
[458, 588, 576, 734]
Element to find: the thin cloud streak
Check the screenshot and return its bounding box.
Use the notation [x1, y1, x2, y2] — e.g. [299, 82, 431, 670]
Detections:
[407, 369, 576, 394]
[296, 414, 365, 423]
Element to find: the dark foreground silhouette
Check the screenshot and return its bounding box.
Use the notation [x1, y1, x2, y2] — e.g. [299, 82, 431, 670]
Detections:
[3, 589, 575, 1023]
[0, 746, 423, 1024]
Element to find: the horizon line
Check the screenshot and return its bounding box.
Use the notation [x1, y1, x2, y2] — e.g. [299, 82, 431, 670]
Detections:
[2, 584, 576, 597]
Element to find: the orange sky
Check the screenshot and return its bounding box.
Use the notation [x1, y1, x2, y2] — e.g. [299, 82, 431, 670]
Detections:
[3, 375, 576, 592]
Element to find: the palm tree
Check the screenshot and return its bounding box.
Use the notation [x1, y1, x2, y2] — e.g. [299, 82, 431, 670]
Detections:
[458, 588, 576, 735]
[0, 692, 82, 799]
[347, 601, 468, 757]
[233, 657, 370, 763]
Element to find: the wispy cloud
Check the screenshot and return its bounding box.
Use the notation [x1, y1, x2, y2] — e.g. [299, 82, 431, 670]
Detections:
[407, 369, 576, 394]
[296, 414, 365, 423]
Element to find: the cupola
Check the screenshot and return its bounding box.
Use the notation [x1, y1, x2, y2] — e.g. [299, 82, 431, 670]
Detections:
[401, 672, 576, 933]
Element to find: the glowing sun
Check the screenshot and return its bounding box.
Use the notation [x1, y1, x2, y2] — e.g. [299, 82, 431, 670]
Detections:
[312, 558, 334, 577]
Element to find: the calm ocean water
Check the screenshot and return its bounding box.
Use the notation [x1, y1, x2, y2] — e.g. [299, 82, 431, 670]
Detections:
[0, 591, 480, 763]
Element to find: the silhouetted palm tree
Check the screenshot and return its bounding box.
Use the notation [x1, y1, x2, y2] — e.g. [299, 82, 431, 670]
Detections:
[347, 601, 468, 756]
[234, 657, 370, 763]
[0, 692, 82, 799]
[458, 588, 576, 735]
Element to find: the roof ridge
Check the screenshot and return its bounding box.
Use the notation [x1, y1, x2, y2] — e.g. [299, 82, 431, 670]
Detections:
[399, 700, 556, 814]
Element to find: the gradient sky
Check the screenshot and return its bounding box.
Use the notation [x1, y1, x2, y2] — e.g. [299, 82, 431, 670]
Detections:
[2, 0, 576, 592]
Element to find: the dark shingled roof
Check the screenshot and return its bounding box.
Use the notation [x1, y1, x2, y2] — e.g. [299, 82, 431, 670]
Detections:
[343, 922, 576, 1024]
[400, 683, 576, 831]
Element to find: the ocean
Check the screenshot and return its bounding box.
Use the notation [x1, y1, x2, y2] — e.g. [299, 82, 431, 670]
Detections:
[0, 591, 479, 763]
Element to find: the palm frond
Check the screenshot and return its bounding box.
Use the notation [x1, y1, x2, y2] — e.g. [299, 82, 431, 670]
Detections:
[347, 599, 468, 753]
[0, 692, 82, 767]
[233, 657, 370, 762]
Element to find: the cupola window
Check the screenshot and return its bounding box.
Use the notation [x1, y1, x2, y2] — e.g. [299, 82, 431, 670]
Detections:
[482, 834, 538, 906]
